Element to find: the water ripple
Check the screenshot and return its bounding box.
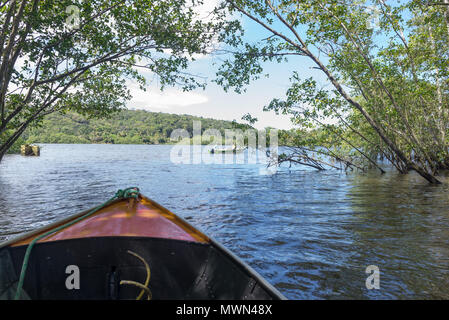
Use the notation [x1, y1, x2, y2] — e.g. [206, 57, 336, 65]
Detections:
[1, 144, 448, 299]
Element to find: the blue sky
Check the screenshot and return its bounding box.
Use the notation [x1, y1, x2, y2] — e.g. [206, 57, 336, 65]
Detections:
[126, 1, 330, 130]
[124, 0, 402, 130]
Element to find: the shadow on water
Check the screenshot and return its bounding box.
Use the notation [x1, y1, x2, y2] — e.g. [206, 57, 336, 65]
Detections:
[341, 171, 449, 299]
[0, 144, 448, 299]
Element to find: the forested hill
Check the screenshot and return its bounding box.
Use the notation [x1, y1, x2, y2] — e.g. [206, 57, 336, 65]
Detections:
[22, 109, 255, 145]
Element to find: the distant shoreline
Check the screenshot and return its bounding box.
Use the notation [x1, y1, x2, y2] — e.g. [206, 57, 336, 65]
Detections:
[14, 142, 291, 147]
[9, 142, 291, 155]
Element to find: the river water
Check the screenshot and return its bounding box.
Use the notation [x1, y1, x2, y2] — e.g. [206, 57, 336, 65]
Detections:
[0, 144, 448, 299]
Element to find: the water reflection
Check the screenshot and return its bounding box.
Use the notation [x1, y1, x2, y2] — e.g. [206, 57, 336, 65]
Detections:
[345, 172, 449, 299]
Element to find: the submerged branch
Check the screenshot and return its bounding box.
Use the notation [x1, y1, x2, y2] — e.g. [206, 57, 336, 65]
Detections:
[276, 146, 366, 172]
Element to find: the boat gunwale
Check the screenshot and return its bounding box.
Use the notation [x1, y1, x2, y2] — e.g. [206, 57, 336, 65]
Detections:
[147, 196, 287, 300]
[0, 198, 123, 249]
[0, 194, 287, 300]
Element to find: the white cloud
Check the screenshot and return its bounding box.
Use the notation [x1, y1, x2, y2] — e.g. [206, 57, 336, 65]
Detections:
[145, 1, 231, 60]
[194, 0, 222, 21]
[127, 82, 208, 110]
[180, 0, 227, 60]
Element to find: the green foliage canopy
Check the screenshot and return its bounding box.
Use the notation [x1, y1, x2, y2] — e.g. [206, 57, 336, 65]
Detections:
[0, 0, 221, 160]
[216, 0, 449, 183]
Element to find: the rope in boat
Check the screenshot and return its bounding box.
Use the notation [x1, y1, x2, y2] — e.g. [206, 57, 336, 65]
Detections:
[119, 250, 152, 300]
[14, 187, 140, 300]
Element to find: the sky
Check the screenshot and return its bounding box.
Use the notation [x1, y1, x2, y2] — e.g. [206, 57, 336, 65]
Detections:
[125, 1, 329, 130]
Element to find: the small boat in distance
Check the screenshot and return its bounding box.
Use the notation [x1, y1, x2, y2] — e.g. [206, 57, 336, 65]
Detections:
[0, 188, 285, 300]
[210, 144, 247, 154]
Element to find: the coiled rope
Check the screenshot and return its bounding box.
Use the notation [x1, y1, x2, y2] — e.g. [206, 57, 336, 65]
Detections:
[119, 250, 152, 300]
[14, 187, 140, 300]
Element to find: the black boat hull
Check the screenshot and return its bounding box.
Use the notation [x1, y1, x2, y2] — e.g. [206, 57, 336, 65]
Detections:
[1, 236, 282, 300]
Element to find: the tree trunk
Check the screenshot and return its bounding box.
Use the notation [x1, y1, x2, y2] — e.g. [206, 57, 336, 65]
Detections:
[443, 0, 449, 39]
[0, 148, 5, 163]
[409, 164, 442, 184]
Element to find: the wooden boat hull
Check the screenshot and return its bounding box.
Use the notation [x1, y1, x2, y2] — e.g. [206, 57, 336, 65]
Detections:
[0, 194, 285, 300]
[210, 148, 246, 154]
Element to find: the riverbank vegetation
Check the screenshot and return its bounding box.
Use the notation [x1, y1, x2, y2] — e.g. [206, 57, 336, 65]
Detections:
[3, 0, 449, 184]
[0, 0, 220, 162]
[19, 109, 254, 145]
[216, 0, 449, 183]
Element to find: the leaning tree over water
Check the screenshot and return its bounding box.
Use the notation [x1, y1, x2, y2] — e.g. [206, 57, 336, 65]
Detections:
[0, 0, 219, 161]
